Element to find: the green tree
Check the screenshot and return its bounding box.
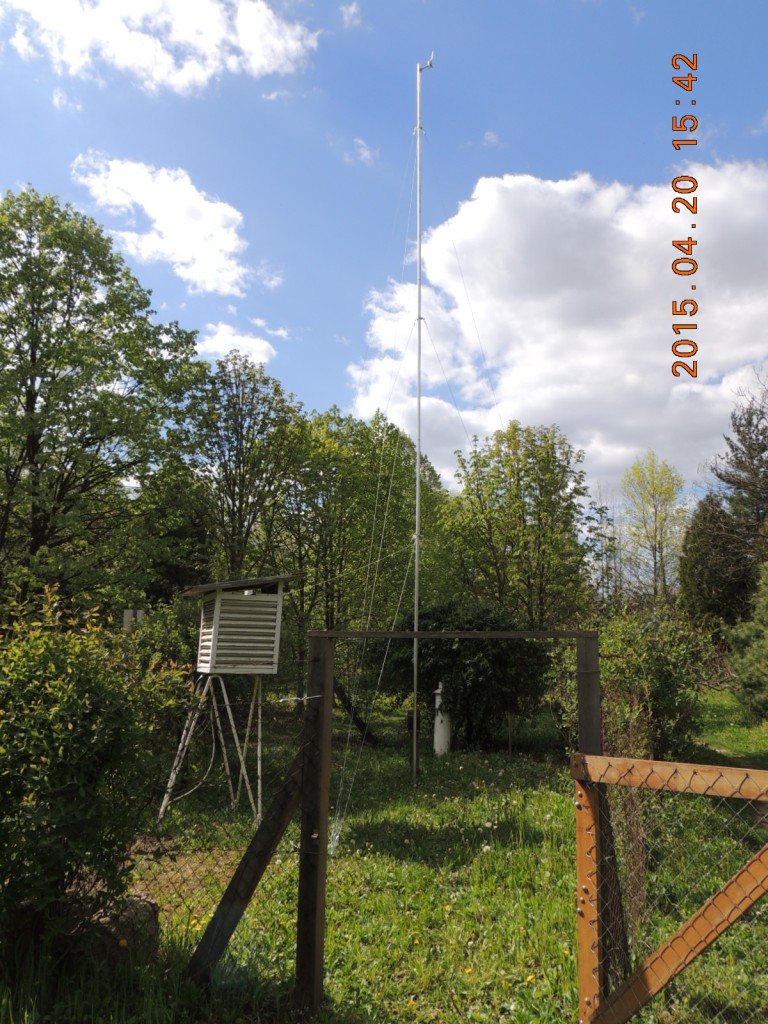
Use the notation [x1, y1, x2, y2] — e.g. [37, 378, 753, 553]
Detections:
[0, 188, 200, 600]
[678, 492, 757, 629]
[620, 450, 686, 605]
[189, 352, 301, 579]
[129, 455, 212, 603]
[728, 563, 768, 719]
[702, 388, 768, 614]
[586, 494, 623, 609]
[712, 389, 768, 534]
[444, 422, 596, 628]
[275, 409, 445, 691]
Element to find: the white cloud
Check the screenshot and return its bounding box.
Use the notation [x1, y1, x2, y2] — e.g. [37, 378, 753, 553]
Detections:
[483, 130, 500, 146]
[72, 152, 250, 296]
[349, 162, 768, 494]
[345, 137, 378, 166]
[52, 85, 80, 110]
[197, 322, 277, 364]
[251, 316, 289, 339]
[255, 260, 284, 290]
[3, 0, 318, 94]
[340, 2, 361, 29]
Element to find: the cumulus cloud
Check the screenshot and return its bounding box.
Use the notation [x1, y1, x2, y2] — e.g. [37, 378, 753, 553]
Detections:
[197, 322, 277, 364]
[349, 162, 768, 493]
[2, 0, 318, 94]
[72, 152, 251, 296]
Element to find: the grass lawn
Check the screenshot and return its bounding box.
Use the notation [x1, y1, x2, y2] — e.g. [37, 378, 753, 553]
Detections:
[3, 690, 768, 1023]
[694, 686, 768, 769]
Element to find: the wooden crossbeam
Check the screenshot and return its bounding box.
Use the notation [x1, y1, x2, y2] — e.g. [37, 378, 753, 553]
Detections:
[591, 841, 768, 1024]
[570, 754, 768, 803]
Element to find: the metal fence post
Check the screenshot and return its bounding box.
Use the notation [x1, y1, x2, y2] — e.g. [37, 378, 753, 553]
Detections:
[576, 633, 604, 1021]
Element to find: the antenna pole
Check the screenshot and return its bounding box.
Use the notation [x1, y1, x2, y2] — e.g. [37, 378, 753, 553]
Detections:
[413, 53, 432, 783]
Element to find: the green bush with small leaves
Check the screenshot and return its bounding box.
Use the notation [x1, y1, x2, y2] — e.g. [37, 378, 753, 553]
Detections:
[0, 592, 188, 947]
[549, 610, 709, 759]
[380, 601, 550, 749]
[598, 611, 709, 759]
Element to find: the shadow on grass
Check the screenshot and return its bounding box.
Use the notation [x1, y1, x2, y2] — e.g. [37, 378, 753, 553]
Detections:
[198, 961, 396, 1024]
[341, 814, 545, 868]
[698, 998, 768, 1023]
[690, 741, 768, 772]
[330, 743, 567, 813]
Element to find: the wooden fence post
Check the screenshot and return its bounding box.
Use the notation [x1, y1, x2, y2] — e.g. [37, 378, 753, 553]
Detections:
[295, 635, 334, 1018]
[575, 633, 632, 1020]
[577, 633, 602, 756]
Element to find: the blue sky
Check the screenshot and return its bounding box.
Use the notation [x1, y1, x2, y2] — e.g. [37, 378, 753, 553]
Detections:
[1, 0, 767, 505]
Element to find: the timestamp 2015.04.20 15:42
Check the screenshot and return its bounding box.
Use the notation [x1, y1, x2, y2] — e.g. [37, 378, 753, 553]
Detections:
[670, 52, 699, 380]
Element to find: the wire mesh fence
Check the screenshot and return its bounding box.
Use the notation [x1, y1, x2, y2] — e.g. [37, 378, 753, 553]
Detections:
[572, 754, 768, 1024]
[127, 676, 311, 982]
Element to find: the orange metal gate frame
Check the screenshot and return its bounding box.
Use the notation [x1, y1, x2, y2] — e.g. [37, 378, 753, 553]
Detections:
[571, 753, 768, 1024]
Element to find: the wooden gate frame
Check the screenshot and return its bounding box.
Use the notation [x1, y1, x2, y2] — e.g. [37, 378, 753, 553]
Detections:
[572, 634, 768, 1024]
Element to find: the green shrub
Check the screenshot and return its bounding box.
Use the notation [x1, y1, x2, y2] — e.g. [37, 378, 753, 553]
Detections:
[599, 611, 708, 759]
[549, 611, 709, 759]
[131, 595, 200, 672]
[381, 601, 550, 749]
[0, 592, 188, 947]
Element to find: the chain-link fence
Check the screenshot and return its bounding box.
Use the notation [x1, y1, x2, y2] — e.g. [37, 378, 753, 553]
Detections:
[121, 656, 332, 1011]
[572, 753, 768, 1024]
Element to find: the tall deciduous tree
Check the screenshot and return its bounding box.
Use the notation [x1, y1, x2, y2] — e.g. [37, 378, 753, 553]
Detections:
[129, 455, 212, 603]
[445, 422, 596, 629]
[189, 352, 301, 579]
[620, 450, 686, 605]
[0, 188, 200, 599]
[275, 409, 446, 690]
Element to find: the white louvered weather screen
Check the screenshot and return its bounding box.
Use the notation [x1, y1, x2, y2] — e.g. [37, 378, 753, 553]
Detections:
[197, 590, 282, 675]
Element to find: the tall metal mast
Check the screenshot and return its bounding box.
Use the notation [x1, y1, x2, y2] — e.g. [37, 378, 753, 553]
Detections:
[413, 52, 433, 782]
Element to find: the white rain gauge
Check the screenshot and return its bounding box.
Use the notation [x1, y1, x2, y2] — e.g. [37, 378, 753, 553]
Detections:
[158, 576, 296, 823]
